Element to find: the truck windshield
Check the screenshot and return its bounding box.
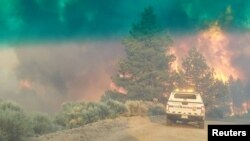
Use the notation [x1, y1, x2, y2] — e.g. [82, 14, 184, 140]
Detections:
[174, 93, 196, 99]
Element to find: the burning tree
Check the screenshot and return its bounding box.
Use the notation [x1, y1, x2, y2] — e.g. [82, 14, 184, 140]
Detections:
[102, 7, 175, 102]
[181, 48, 215, 96]
[173, 47, 230, 116]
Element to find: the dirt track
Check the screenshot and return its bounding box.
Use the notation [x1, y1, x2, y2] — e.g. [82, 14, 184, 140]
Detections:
[30, 116, 220, 141]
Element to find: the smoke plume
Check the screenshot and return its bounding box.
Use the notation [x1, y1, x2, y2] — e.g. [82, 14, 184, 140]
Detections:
[0, 42, 124, 113]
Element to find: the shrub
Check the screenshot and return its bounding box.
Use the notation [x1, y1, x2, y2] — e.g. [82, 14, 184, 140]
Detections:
[54, 100, 128, 129]
[30, 113, 57, 135]
[86, 102, 111, 120]
[54, 112, 67, 127]
[105, 99, 127, 117]
[95, 103, 111, 119]
[55, 101, 114, 128]
[125, 100, 147, 116]
[0, 101, 23, 112]
[55, 101, 87, 128]
[0, 101, 30, 141]
[148, 103, 165, 116]
[0, 129, 8, 141]
[101, 91, 127, 102]
[206, 107, 224, 118]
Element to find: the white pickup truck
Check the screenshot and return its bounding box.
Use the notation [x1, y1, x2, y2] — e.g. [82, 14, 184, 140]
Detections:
[166, 89, 205, 128]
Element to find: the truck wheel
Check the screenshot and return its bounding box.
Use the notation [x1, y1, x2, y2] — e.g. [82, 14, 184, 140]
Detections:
[199, 121, 205, 129]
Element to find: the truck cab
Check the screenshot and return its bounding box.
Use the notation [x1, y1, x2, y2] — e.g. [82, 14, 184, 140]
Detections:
[166, 89, 205, 128]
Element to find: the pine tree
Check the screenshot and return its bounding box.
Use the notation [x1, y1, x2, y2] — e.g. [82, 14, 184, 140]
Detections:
[229, 78, 246, 107]
[103, 7, 175, 102]
[181, 47, 214, 94]
[180, 47, 229, 110]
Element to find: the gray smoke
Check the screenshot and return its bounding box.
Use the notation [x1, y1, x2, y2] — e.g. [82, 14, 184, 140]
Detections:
[0, 41, 124, 113]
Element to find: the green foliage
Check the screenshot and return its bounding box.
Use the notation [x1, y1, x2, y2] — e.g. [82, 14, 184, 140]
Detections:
[83, 102, 106, 123]
[206, 107, 224, 119]
[210, 80, 230, 108]
[0, 101, 23, 112]
[124, 100, 166, 116]
[0, 129, 8, 141]
[30, 113, 57, 135]
[181, 47, 214, 91]
[95, 102, 112, 119]
[130, 7, 160, 41]
[109, 7, 174, 102]
[54, 112, 67, 127]
[55, 102, 87, 128]
[174, 47, 229, 111]
[148, 103, 166, 116]
[101, 90, 127, 102]
[105, 99, 127, 117]
[81, 108, 98, 124]
[125, 100, 147, 116]
[0, 101, 30, 141]
[55, 100, 126, 129]
[0, 100, 63, 140]
[228, 78, 247, 107]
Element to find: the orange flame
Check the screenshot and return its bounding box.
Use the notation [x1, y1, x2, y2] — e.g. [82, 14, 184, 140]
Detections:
[230, 101, 249, 116]
[109, 81, 127, 94]
[19, 79, 32, 89]
[197, 23, 241, 82]
[171, 23, 242, 82]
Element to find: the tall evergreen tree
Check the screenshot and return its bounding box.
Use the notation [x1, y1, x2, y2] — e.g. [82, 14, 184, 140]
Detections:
[180, 47, 229, 110]
[103, 7, 175, 101]
[181, 47, 214, 93]
[228, 77, 246, 107]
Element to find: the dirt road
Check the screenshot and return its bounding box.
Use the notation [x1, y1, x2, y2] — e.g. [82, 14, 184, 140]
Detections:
[30, 116, 227, 141]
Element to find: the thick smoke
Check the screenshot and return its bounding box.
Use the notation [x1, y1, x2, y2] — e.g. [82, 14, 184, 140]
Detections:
[229, 33, 250, 80]
[0, 0, 250, 41]
[0, 42, 124, 113]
